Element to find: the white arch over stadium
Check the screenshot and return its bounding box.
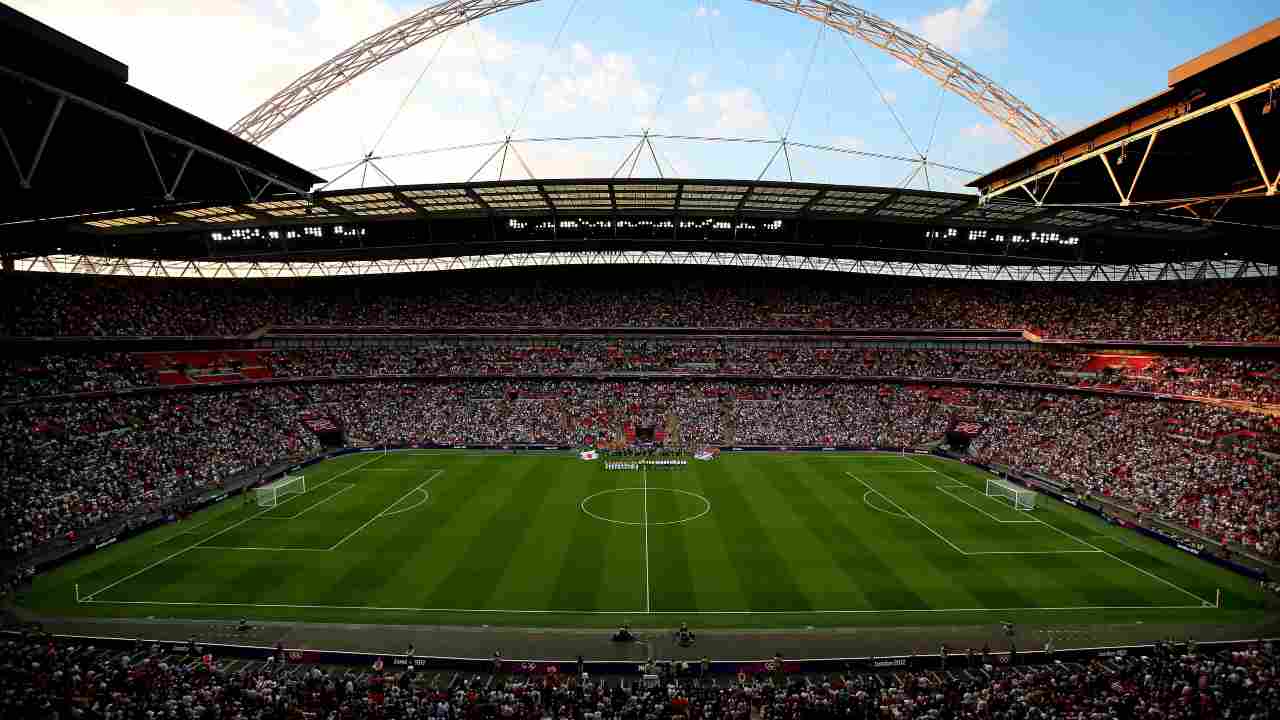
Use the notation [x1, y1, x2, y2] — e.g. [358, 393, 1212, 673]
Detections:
[230, 0, 1064, 150]
[20, 252, 1276, 283]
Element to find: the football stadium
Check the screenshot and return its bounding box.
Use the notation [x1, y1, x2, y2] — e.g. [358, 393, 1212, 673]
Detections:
[2, 1, 1279, 717]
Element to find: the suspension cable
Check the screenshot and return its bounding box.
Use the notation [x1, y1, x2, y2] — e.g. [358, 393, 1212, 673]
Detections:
[704, 0, 784, 138]
[840, 32, 922, 158]
[467, 19, 510, 138]
[310, 134, 981, 179]
[508, 0, 581, 137]
[783, 17, 824, 138]
[371, 33, 452, 154]
[924, 75, 950, 160]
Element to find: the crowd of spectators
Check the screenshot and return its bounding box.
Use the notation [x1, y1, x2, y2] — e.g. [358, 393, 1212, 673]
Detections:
[1, 389, 317, 559]
[4, 345, 1276, 406]
[4, 378, 1278, 560]
[968, 396, 1280, 558]
[1, 633, 1277, 720]
[4, 273, 1278, 341]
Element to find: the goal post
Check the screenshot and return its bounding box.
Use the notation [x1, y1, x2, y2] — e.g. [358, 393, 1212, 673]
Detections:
[985, 477, 1036, 511]
[256, 475, 306, 508]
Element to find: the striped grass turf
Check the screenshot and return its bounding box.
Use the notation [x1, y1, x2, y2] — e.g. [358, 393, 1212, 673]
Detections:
[22, 451, 1269, 629]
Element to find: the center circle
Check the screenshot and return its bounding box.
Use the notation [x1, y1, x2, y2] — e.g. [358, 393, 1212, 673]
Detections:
[580, 487, 712, 526]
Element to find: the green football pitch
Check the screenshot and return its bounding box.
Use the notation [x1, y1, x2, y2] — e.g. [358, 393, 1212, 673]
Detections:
[24, 451, 1268, 629]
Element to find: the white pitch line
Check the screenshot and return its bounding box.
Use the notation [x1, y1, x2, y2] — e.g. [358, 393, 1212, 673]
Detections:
[861, 490, 910, 519]
[936, 486, 1038, 524]
[904, 456, 940, 473]
[924, 462, 1215, 607]
[79, 597, 1210, 615]
[329, 470, 443, 550]
[381, 488, 430, 517]
[84, 453, 388, 601]
[197, 546, 333, 552]
[845, 471, 969, 555]
[261, 483, 354, 520]
[966, 550, 1103, 555]
[642, 464, 651, 614]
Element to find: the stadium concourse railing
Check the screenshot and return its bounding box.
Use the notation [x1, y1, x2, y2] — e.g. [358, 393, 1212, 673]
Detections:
[2, 628, 1274, 674]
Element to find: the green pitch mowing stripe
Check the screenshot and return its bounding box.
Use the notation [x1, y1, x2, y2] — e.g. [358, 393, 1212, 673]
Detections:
[21, 452, 1268, 629]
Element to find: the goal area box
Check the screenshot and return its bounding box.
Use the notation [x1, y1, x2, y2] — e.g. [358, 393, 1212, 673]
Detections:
[985, 477, 1036, 511]
[257, 475, 306, 508]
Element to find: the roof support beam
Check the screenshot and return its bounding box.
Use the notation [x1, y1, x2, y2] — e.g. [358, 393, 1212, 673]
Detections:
[1230, 101, 1277, 196]
[798, 188, 829, 217]
[0, 63, 313, 197]
[388, 187, 429, 218]
[1, 94, 64, 189]
[464, 187, 493, 215]
[861, 190, 902, 217]
[980, 78, 1280, 206]
[138, 129, 195, 201]
[1124, 132, 1157, 203]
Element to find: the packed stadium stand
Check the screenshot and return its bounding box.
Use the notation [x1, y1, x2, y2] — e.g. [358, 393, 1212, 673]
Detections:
[1, 631, 1277, 720]
[3, 5, 1279, 714]
[3, 273, 1279, 341]
[2, 267, 1280, 573]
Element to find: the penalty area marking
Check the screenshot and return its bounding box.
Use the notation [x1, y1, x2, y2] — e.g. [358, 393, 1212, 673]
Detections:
[381, 488, 430, 517]
[913, 460, 1215, 607]
[170, 477, 435, 553]
[861, 490, 909, 519]
[848, 472, 1103, 557]
[259, 483, 354, 520]
[328, 470, 443, 550]
[82, 453, 390, 602]
[580, 487, 712, 527]
[935, 486, 1038, 524]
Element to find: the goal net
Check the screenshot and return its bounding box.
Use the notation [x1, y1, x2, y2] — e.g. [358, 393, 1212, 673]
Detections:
[985, 477, 1036, 511]
[256, 475, 306, 508]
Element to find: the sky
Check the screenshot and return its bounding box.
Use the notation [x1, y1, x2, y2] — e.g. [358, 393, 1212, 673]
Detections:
[10, 0, 1277, 193]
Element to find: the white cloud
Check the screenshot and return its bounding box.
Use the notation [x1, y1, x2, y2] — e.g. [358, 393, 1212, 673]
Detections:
[961, 121, 1014, 145]
[541, 44, 657, 119]
[694, 6, 720, 18]
[915, 0, 1005, 53]
[686, 88, 773, 137]
[874, 90, 898, 106]
[8, 0, 672, 187]
[6, 0, 998, 188]
[833, 136, 866, 152]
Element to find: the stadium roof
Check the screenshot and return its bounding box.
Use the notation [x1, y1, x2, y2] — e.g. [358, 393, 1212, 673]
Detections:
[11, 178, 1233, 238]
[971, 18, 1280, 228]
[0, 5, 323, 226]
[8, 177, 1275, 283]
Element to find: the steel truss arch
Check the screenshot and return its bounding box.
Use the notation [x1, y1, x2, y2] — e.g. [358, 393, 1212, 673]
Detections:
[230, 0, 1063, 149]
